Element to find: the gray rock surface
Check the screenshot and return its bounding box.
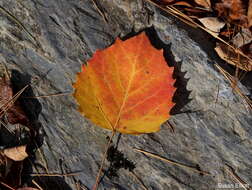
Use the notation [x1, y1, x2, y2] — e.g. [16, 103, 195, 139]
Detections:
[0, 0, 251, 189]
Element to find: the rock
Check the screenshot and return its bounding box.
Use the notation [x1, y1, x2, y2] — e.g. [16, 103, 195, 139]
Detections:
[0, 0, 251, 190]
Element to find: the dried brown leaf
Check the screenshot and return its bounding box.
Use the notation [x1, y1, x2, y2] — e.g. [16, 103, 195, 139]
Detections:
[4, 160, 24, 187]
[215, 43, 252, 71]
[0, 76, 13, 107]
[6, 102, 29, 126]
[3, 145, 28, 161]
[155, 0, 174, 5]
[248, 0, 252, 27]
[184, 7, 209, 13]
[155, 0, 193, 7]
[198, 17, 225, 33]
[231, 28, 252, 48]
[215, 0, 247, 25]
[220, 29, 235, 37]
[195, 0, 211, 8]
[173, 1, 193, 7]
[0, 76, 29, 126]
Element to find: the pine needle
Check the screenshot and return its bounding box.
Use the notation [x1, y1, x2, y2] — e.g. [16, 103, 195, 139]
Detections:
[215, 64, 252, 111]
[225, 164, 251, 190]
[130, 172, 149, 190]
[30, 171, 82, 177]
[133, 148, 211, 175]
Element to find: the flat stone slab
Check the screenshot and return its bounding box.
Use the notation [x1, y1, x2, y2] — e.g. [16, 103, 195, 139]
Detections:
[0, 0, 251, 189]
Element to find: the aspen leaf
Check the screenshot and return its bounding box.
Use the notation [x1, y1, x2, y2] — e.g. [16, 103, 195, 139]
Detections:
[73, 32, 175, 134]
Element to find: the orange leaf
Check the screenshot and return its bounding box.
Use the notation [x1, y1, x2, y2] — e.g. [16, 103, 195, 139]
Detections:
[73, 32, 175, 134]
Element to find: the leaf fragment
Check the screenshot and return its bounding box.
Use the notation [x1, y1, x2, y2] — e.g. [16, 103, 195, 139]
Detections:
[0, 76, 29, 126]
[195, 0, 211, 9]
[248, 0, 252, 27]
[3, 145, 28, 161]
[215, 0, 247, 25]
[215, 43, 252, 71]
[198, 17, 225, 33]
[231, 28, 252, 48]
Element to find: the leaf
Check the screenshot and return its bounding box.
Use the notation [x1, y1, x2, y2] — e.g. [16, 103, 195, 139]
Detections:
[73, 32, 175, 134]
[231, 28, 252, 48]
[173, 1, 193, 7]
[5, 161, 23, 188]
[157, 0, 192, 7]
[159, 0, 174, 4]
[0, 152, 24, 187]
[0, 75, 13, 108]
[195, 0, 211, 9]
[3, 145, 28, 161]
[215, 43, 252, 71]
[17, 188, 39, 190]
[0, 76, 29, 126]
[215, 0, 247, 25]
[248, 0, 252, 27]
[198, 17, 225, 33]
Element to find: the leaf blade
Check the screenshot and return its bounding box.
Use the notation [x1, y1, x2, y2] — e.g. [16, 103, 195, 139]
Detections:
[74, 32, 175, 134]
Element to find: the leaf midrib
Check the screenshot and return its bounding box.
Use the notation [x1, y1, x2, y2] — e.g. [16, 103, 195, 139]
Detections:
[112, 58, 136, 130]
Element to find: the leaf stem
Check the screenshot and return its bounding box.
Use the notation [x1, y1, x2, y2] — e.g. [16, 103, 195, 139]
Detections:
[92, 130, 116, 190]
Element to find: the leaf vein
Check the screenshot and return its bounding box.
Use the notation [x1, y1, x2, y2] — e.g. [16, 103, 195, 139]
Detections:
[123, 88, 163, 114]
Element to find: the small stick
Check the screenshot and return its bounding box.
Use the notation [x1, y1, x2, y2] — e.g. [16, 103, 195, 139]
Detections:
[32, 179, 44, 190]
[133, 148, 211, 175]
[0, 181, 15, 190]
[75, 182, 88, 190]
[130, 172, 149, 190]
[91, 0, 108, 23]
[0, 84, 29, 117]
[225, 164, 251, 190]
[23, 92, 72, 99]
[215, 64, 252, 111]
[2, 62, 11, 80]
[34, 148, 50, 174]
[214, 80, 220, 107]
[76, 182, 81, 190]
[0, 119, 15, 135]
[164, 121, 175, 133]
[92, 130, 116, 190]
[30, 171, 82, 177]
